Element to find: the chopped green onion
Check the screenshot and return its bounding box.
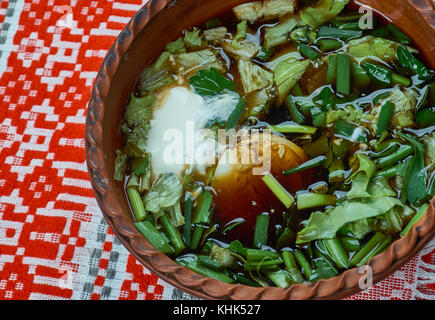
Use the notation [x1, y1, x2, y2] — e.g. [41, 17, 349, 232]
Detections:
[257, 46, 275, 62]
[298, 44, 322, 60]
[316, 39, 343, 51]
[377, 101, 395, 135]
[262, 173, 295, 208]
[400, 203, 430, 237]
[296, 192, 336, 210]
[190, 225, 205, 250]
[134, 221, 174, 255]
[266, 270, 294, 287]
[363, 61, 391, 86]
[373, 165, 399, 180]
[391, 73, 411, 87]
[334, 12, 364, 22]
[270, 122, 317, 134]
[283, 155, 326, 176]
[285, 95, 305, 124]
[294, 250, 312, 279]
[339, 237, 361, 252]
[350, 232, 390, 266]
[386, 24, 411, 44]
[193, 190, 213, 224]
[160, 214, 186, 255]
[197, 255, 224, 271]
[325, 55, 338, 85]
[246, 249, 280, 262]
[397, 46, 433, 81]
[317, 26, 363, 40]
[253, 213, 270, 249]
[415, 107, 435, 128]
[302, 135, 330, 158]
[127, 186, 147, 222]
[334, 120, 368, 143]
[324, 238, 349, 269]
[376, 144, 413, 169]
[186, 261, 234, 283]
[276, 227, 295, 249]
[336, 54, 351, 96]
[282, 251, 304, 283]
[183, 193, 193, 247]
[351, 63, 371, 90]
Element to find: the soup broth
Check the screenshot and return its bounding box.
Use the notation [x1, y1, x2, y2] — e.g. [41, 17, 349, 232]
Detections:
[115, 0, 435, 287]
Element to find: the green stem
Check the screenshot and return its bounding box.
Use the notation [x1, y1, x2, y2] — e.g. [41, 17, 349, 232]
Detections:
[134, 221, 174, 255]
[282, 251, 304, 283]
[160, 214, 186, 255]
[266, 270, 294, 288]
[126, 186, 147, 222]
[285, 95, 305, 124]
[186, 261, 234, 283]
[339, 237, 361, 252]
[190, 225, 204, 250]
[283, 155, 326, 176]
[373, 165, 399, 180]
[294, 250, 312, 280]
[400, 203, 430, 237]
[270, 123, 317, 134]
[296, 193, 336, 210]
[246, 249, 280, 262]
[324, 238, 350, 269]
[377, 101, 395, 135]
[336, 54, 351, 96]
[350, 232, 390, 266]
[376, 144, 413, 169]
[325, 55, 337, 84]
[197, 255, 224, 271]
[253, 213, 270, 249]
[183, 193, 192, 247]
[317, 39, 342, 51]
[262, 173, 295, 208]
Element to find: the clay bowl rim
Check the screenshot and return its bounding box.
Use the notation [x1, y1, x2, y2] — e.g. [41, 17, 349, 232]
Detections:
[85, 0, 435, 300]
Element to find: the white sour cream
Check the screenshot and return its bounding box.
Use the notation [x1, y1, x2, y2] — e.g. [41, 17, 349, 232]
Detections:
[146, 86, 239, 177]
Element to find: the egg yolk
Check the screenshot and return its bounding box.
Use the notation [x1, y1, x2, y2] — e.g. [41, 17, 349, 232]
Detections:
[211, 134, 314, 245]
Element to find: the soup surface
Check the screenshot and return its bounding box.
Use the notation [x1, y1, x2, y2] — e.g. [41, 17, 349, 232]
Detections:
[114, 0, 435, 287]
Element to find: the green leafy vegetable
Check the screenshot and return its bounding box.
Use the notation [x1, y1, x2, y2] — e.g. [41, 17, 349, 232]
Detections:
[114, 150, 127, 182]
[397, 132, 427, 204]
[190, 68, 237, 96]
[145, 173, 183, 214]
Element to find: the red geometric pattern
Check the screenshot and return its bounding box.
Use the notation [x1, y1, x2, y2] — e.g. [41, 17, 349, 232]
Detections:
[0, 0, 433, 300]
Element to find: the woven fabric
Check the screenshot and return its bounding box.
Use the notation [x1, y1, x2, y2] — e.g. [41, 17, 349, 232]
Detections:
[0, 0, 433, 300]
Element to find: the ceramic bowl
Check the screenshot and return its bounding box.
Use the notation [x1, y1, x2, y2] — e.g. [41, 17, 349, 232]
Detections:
[85, 0, 435, 299]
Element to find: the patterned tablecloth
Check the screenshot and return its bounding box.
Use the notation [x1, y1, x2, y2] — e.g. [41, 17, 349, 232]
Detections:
[0, 0, 434, 300]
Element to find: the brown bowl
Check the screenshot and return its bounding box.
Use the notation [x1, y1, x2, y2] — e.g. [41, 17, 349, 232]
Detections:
[85, 0, 435, 299]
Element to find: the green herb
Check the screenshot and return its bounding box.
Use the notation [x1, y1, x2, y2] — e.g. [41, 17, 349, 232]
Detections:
[397, 132, 427, 204]
[183, 193, 193, 247]
[397, 46, 433, 81]
[298, 44, 322, 60]
[334, 120, 368, 143]
[262, 173, 295, 208]
[296, 192, 336, 210]
[126, 186, 147, 222]
[160, 214, 186, 255]
[316, 38, 343, 51]
[283, 155, 326, 176]
[270, 122, 317, 134]
[377, 101, 395, 135]
[145, 173, 182, 214]
[114, 150, 127, 182]
[294, 250, 312, 280]
[253, 213, 270, 249]
[186, 260, 234, 283]
[400, 203, 429, 237]
[190, 68, 237, 96]
[336, 54, 351, 96]
[266, 270, 294, 287]
[317, 26, 363, 40]
[134, 221, 174, 255]
[415, 107, 435, 128]
[325, 55, 337, 84]
[285, 95, 305, 124]
[362, 61, 391, 86]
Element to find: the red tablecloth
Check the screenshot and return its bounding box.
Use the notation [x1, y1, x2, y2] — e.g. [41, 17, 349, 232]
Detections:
[0, 0, 434, 300]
